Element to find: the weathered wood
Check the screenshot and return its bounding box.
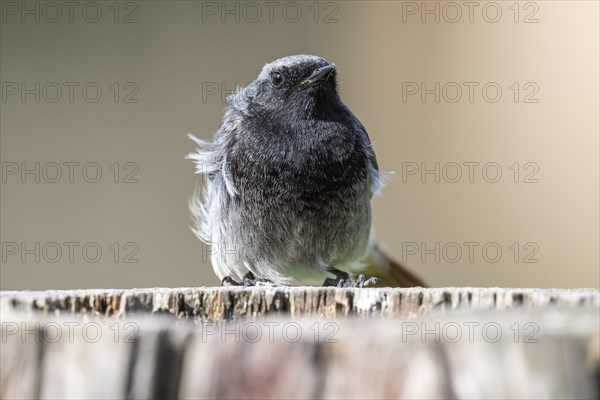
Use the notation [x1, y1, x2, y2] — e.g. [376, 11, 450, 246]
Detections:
[1, 287, 598, 399]
[1, 308, 598, 399]
[1, 287, 598, 321]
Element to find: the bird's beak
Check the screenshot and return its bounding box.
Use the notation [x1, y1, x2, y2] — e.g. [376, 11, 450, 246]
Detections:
[299, 64, 336, 86]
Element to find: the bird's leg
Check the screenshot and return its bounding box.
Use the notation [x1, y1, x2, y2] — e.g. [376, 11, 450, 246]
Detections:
[322, 268, 351, 287]
[242, 271, 257, 286]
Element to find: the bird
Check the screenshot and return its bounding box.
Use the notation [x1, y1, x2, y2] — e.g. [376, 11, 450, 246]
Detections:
[187, 54, 426, 288]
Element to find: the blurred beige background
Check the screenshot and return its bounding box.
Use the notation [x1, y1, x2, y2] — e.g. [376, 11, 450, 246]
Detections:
[1, 1, 598, 290]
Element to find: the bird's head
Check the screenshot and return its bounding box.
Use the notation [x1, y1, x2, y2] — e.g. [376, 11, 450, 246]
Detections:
[232, 55, 341, 122]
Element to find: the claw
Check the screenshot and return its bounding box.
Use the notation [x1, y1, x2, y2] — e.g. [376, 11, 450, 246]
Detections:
[356, 275, 383, 288]
[322, 269, 385, 288]
[221, 276, 242, 286]
[242, 277, 256, 286]
[255, 280, 276, 287]
[222, 272, 276, 287]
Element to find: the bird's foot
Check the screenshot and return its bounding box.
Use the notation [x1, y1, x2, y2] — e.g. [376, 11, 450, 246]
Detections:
[351, 274, 384, 288]
[253, 279, 276, 287]
[221, 272, 276, 287]
[323, 269, 350, 287]
[221, 276, 242, 286]
[322, 272, 383, 288]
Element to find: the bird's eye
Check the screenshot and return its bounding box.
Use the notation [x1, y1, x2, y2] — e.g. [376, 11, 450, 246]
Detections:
[271, 72, 284, 87]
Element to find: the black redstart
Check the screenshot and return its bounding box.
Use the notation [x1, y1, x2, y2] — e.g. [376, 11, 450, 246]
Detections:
[188, 54, 426, 287]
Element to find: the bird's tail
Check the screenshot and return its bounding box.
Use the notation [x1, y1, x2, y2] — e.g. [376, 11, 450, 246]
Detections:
[362, 243, 427, 287]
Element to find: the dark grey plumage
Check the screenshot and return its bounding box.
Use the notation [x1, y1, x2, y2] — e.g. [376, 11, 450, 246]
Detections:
[188, 55, 384, 285]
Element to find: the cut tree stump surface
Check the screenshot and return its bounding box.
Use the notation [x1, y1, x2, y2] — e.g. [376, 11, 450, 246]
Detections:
[1, 287, 598, 399]
[1, 286, 598, 321]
